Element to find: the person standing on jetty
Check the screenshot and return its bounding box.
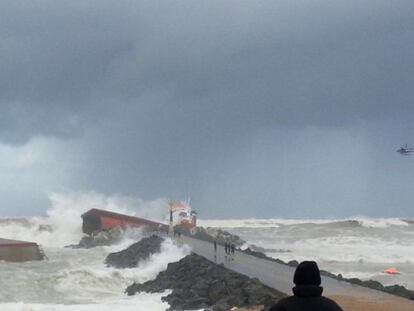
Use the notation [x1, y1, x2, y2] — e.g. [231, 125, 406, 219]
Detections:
[213, 239, 217, 262]
[269, 261, 343, 311]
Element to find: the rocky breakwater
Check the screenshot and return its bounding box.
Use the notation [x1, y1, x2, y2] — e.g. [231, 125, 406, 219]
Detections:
[69, 225, 160, 249]
[105, 235, 164, 268]
[126, 253, 285, 311]
[67, 227, 125, 248]
[77, 227, 123, 248]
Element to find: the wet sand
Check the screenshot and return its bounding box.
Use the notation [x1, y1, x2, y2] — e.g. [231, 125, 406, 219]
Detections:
[330, 295, 414, 311]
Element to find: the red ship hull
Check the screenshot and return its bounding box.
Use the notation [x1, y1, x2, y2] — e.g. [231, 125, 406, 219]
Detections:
[81, 208, 167, 235]
[0, 238, 43, 262]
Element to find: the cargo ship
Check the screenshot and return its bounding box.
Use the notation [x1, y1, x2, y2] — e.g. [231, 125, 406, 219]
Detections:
[81, 208, 168, 235]
[81, 201, 197, 235]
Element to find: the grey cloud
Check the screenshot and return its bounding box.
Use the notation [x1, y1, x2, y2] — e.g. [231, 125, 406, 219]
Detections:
[1, 0, 414, 143]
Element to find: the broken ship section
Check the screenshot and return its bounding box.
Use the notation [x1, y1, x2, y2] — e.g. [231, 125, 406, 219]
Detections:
[0, 238, 44, 262]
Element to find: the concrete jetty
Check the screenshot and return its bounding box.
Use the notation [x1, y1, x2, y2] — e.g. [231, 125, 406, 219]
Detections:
[177, 235, 414, 311]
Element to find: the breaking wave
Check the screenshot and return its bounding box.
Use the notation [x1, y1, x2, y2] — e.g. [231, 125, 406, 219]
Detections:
[0, 192, 169, 247]
[199, 217, 412, 229]
[0, 237, 189, 310]
[0, 192, 189, 311]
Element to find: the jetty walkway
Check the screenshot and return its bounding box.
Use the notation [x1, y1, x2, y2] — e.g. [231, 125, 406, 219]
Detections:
[176, 235, 414, 311]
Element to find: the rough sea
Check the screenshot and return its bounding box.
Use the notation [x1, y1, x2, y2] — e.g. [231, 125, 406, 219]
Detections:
[1, 194, 413, 310]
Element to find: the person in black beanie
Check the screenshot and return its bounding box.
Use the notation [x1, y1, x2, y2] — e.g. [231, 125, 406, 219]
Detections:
[269, 261, 343, 311]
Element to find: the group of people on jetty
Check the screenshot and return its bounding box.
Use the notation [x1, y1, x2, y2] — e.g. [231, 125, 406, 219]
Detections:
[213, 240, 236, 262]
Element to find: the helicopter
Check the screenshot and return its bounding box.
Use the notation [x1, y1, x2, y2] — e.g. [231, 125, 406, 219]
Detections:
[397, 144, 413, 155]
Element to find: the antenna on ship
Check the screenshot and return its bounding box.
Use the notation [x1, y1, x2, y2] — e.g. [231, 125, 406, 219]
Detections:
[168, 199, 174, 236]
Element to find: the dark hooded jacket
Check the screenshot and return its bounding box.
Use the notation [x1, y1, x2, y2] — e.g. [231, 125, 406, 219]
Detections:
[269, 261, 343, 311]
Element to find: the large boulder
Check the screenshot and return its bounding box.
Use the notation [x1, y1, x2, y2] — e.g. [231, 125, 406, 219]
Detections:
[126, 253, 285, 311]
[105, 235, 164, 268]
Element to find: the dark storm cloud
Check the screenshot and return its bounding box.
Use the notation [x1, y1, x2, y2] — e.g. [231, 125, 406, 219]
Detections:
[1, 1, 414, 216]
[2, 0, 414, 142]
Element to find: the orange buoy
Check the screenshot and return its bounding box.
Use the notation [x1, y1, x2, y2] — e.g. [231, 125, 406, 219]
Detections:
[385, 267, 400, 275]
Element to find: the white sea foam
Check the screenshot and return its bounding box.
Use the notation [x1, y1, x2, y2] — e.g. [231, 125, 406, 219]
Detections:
[354, 216, 410, 228]
[130, 238, 191, 284]
[263, 236, 414, 264]
[0, 293, 170, 311]
[0, 191, 169, 247]
[199, 216, 412, 229]
[0, 237, 189, 310]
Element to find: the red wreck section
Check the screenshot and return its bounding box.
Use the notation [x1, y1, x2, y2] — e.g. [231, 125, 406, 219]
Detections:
[0, 238, 43, 262]
[81, 208, 167, 235]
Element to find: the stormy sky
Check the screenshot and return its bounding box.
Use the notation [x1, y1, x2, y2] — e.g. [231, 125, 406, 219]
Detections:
[1, 1, 414, 218]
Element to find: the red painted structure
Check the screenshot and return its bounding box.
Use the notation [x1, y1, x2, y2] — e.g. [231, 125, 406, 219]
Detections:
[81, 208, 167, 235]
[169, 201, 197, 229]
[0, 238, 37, 247]
[0, 238, 43, 262]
